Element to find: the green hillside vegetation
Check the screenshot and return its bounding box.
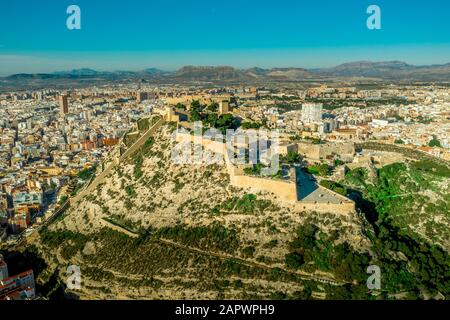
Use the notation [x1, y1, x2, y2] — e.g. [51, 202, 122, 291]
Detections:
[219, 194, 273, 215]
[132, 136, 155, 179]
[285, 223, 370, 284]
[428, 136, 441, 147]
[77, 165, 97, 181]
[344, 162, 450, 242]
[156, 223, 239, 254]
[36, 227, 325, 299]
[241, 122, 263, 129]
[281, 151, 302, 164]
[306, 164, 332, 176]
[319, 180, 347, 196]
[335, 161, 450, 298]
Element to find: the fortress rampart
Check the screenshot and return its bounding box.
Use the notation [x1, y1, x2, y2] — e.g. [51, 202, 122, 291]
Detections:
[230, 174, 298, 202]
[176, 131, 355, 215]
[72, 117, 165, 203]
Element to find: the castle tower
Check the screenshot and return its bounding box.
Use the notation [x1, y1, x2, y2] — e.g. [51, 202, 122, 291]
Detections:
[219, 100, 231, 114]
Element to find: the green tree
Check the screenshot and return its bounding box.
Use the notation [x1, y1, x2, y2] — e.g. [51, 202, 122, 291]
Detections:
[207, 102, 218, 112]
[175, 102, 186, 110]
[190, 100, 204, 121]
[285, 252, 305, 269]
[283, 151, 302, 164]
[428, 136, 441, 147]
[241, 122, 262, 129]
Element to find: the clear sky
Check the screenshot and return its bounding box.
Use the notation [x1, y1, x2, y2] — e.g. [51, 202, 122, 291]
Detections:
[0, 0, 449, 75]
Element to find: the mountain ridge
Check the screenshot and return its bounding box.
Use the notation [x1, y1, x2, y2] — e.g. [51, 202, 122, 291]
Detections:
[3, 61, 450, 84]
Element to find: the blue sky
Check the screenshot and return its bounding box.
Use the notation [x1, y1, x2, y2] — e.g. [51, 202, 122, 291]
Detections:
[0, 0, 449, 75]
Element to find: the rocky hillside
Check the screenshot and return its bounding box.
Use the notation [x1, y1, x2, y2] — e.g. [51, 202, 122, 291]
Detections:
[28, 124, 450, 300]
[32, 123, 374, 300]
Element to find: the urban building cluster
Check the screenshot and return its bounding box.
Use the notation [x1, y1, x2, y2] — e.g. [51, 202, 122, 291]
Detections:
[0, 254, 35, 300]
[0, 85, 164, 241]
[230, 85, 450, 160]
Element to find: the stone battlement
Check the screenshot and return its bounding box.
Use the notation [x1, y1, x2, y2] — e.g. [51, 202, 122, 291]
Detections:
[175, 131, 355, 215]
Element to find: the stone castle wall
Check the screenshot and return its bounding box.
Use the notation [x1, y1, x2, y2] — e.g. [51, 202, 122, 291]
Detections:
[298, 141, 355, 162]
[72, 117, 165, 204]
[74, 127, 355, 215]
[176, 131, 355, 214]
[230, 174, 298, 202]
[294, 201, 355, 215]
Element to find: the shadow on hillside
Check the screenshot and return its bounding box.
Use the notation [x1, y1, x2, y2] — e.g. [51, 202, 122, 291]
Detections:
[347, 189, 379, 234]
[0, 249, 79, 300]
[1, 248, 47, 279]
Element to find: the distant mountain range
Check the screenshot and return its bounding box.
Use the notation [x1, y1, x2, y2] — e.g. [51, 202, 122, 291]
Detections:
[5, 67, 171, 80]
[313, 61, 450, 80]
[2, 61, 450, 87]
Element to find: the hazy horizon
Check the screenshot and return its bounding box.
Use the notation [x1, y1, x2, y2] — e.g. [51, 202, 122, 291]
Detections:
[1, 46, 450, 77]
